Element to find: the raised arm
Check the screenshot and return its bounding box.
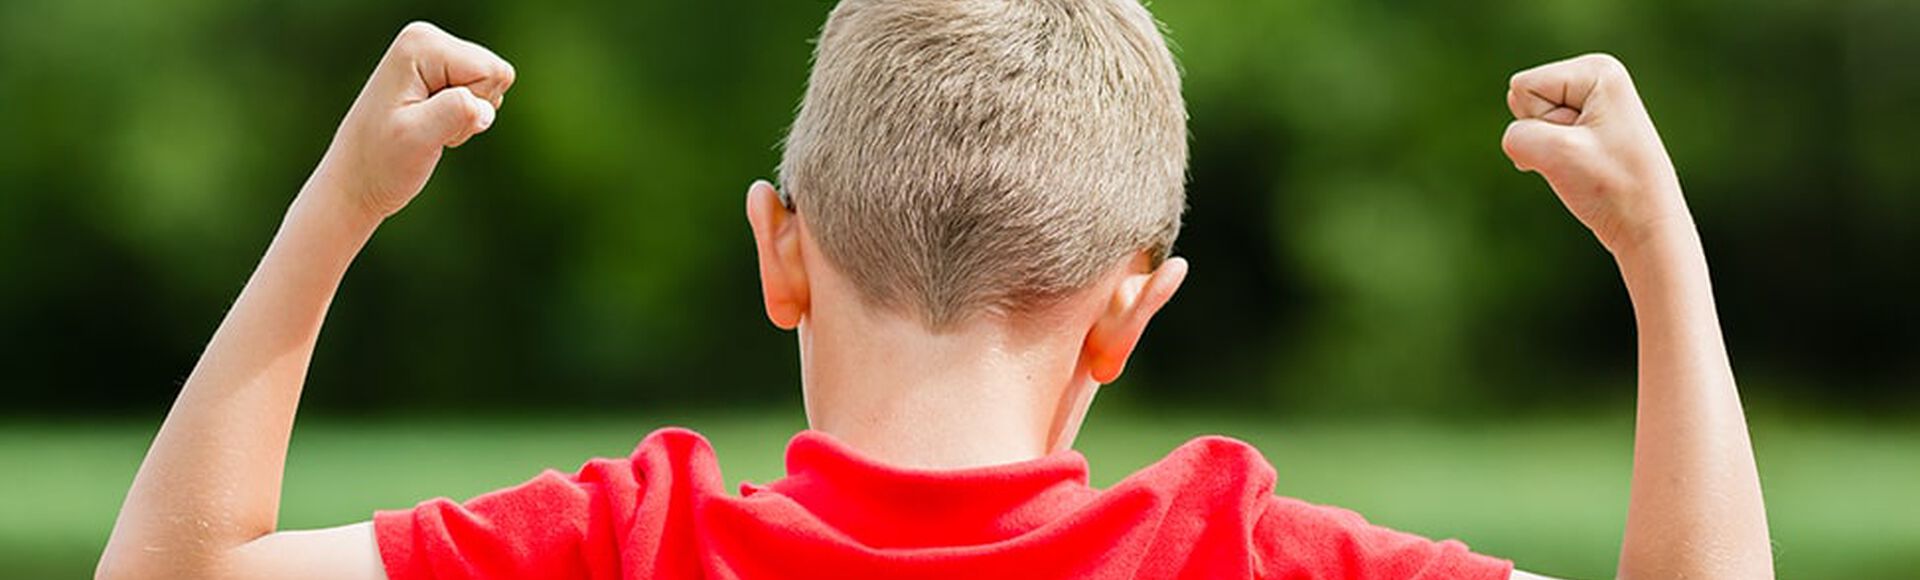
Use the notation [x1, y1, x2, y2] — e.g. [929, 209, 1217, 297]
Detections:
[97, 22, 513, 580]
[1501, 54, 1772, 578]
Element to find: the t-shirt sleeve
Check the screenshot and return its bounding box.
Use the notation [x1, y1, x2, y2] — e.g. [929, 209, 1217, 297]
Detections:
[373, 468, 618, 580]
[1253, 496, 1513, 580]
[372, 428, 715, 580]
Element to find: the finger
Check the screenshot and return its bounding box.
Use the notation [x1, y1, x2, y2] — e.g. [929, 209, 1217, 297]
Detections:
[1507, 53, 1628, 121]
[1506, 89, 1584, 127]
[403, 86, 496, 148]
[1506, 85, 1561, 121]
[394, 22, 517, 108]
[1541, 105, 1579, 125]
[1501, 118, 1594, 174]
[441, 35, 515, 108]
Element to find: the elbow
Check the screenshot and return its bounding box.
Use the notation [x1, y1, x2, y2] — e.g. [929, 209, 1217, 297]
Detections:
[95, 552, 137, 580]
[95, 544, 135, 580]
[97, 523, 277, 580]
[96, 548, 226, 580]
[95, 551, 162, 580]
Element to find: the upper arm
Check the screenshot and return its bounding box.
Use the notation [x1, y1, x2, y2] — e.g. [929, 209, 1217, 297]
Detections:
[227, 522, 387, 580]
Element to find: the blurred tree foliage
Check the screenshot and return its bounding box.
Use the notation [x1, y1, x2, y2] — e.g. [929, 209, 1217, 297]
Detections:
[1, 0, 1914, 416]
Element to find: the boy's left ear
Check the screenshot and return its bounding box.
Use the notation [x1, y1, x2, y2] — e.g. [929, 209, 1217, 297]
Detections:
[746, 180, 810, 329]
[1082, 255, 1188, 384]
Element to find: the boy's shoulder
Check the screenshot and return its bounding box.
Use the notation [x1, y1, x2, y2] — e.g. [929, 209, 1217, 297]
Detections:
[1116, 433, 1280, 500]
[378, 427, 1509, 579]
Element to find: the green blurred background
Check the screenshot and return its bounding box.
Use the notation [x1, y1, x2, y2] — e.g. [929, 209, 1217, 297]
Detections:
[2, 0, 1916, 577]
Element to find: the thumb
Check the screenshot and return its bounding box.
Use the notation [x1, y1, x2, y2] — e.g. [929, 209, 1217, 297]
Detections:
[1501, 118, 1593, 175]
[404, 86, 497, 148]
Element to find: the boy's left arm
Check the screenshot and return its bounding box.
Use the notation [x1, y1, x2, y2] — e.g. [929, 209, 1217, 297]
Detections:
[1500, 54, 1772, 579]
[97, 22, 512, 580]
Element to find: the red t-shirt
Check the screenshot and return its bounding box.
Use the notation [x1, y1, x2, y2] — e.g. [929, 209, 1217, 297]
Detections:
[375, 428, 1510, 579]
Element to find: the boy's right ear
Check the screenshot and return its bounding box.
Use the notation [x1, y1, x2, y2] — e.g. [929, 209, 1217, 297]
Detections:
[746, 180, 810, 329]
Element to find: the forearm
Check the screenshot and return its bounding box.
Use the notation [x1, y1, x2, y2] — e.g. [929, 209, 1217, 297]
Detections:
[100, 178, 378, 576]
[1615, 220, 1772, 578]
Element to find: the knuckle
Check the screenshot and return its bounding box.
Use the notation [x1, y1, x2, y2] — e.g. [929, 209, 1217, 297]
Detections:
[1582, 52, 1630, 78]
[400, 21, 439, 39]
[457, 101, 483, 123]
[395, 21, 442, 51]
[447, 90, 484, 121]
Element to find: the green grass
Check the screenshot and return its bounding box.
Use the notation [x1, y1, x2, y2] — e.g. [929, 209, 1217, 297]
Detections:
[3, 411, 1914, 578]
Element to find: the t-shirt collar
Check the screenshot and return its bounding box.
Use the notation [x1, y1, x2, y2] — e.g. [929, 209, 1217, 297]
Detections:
[746, 429, 1094, 547]
[781, 429, 1090, 487]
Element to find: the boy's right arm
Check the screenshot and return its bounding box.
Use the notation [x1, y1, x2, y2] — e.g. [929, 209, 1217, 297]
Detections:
[1501, 54, 1773, 578]
[97, 22, 511, 580]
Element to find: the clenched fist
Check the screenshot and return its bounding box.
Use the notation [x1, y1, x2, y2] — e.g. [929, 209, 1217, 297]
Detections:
[1502, 54, 1690, 256]
[311, 22, 515, 222]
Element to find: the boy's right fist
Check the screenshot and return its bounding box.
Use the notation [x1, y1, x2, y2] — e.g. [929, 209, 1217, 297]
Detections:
[312, 22, 515, 222]
[1502, 54, 1689, 256]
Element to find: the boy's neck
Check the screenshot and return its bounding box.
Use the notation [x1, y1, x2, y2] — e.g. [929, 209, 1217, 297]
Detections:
[798, 304, 1096, 470]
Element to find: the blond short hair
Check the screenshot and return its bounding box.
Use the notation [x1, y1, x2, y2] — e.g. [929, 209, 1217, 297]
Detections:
[779, 0, 1188, 329]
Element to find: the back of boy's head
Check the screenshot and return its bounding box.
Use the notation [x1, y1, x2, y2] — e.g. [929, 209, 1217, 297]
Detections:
[779, 0, 1187, 330]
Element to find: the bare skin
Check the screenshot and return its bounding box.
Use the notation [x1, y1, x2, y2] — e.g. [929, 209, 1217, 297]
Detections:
[1501, 54, 1774, 579]
[95, 22, 512, 580]
[96, 21, 1769, 579]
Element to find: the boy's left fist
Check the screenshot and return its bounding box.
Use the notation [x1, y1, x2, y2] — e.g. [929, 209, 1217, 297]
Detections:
[314, 22, 515, 221]
[1501, 54, 1689, 256]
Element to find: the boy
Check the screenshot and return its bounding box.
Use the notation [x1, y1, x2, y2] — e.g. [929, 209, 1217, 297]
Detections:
[99, 1, 1772, 578]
